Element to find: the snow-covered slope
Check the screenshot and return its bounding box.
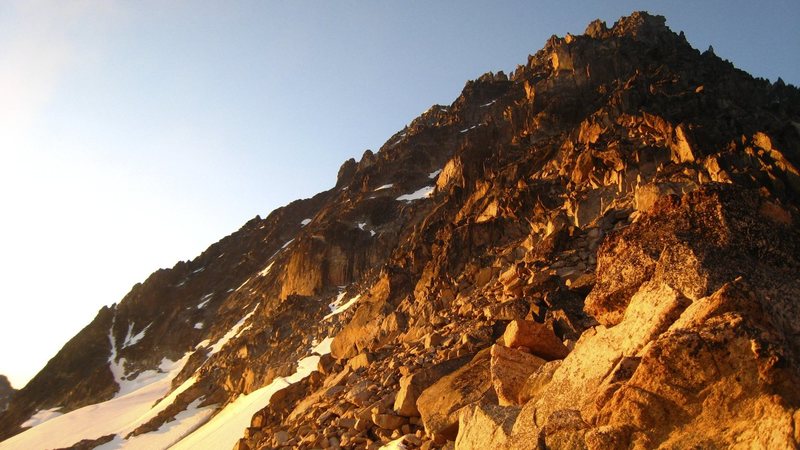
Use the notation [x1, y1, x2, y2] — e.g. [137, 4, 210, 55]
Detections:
[0, 354, 191, 449]
[2, 336, 334, 450]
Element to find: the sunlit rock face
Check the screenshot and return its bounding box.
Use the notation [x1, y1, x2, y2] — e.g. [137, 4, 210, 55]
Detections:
[2, 10, 800, 450]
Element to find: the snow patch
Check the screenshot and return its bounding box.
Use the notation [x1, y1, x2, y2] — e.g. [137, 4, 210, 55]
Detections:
[122, 323, 151, 349]
[459, 123, 486, 133]
[234, 277, 252, 292]
[6, 306, 352, 450]
[234, 323, 252, 340]
[258, 261, 274, 277]
[300, 218, 312, 226]
[326, 291, 346, 311]
[109, 319, 172, 397]
[21, 408, 63, 428]
[204, 305, 259, 357]
[480, 99, 497, 107]
[428, 169, 442, 179]
[170, 339, 331, 450]
[96, 398, 214, 450]
[358, 222, 376, 236]
[396, 185, 435, 202]
[423, 105, 448, 114]
[194, 322, 204, 330]
[311, 337, 334, 356]
[108, 324, 126, 389]
[126, 358, 186, 399]
[265, 238, 295, 261]
[390, 133, 407, 147]
[374, 183, 394, 191]
[196, 293, 213, 309]
[140, 376, 198, 426]
[2, 351, 192, 450]
[324, 294, 361, 320]
[379, 436, 409, 450]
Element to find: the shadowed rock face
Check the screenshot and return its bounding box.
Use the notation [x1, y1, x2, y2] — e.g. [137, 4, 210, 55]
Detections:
[3, 11, 800, 450]
[0, 376, 15, 412]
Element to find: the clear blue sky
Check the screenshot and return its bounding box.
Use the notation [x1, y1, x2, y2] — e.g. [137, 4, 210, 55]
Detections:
[1, 1, 798, 388]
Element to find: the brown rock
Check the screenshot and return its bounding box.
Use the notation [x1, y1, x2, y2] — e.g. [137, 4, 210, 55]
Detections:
[394, 375, 421, 418]
[331, 300, 393, 359]
[578, 120, 603, 145]
[571, 150, 594, 184]
[241, 368, 256, 394]
[417, 348, 494, 441]
[670, 123, 696, 163]
[476, 199, 501, 223]
[345, 380, 376, 407]
[540, 409, 589, 450]
[514, 281, 689, 433]
[318, 353, 336, 374]
[592, 281, 799, 449]
[437, 157, 464, 190]
[404, 433, 422, 446]
[758, 200, 792, 226]
[455, 402, 519, 450]
[489, 344, 546, 406]
[250, 412, 264, 428]
[498, 265, 520, 287]
[274, 430, 290, 446]
[483, 299, 529, 321]
[550, 45, 574, 72]
[423, 332, 445, 350]
[372, 412, 406, 431]
[502, 320, 569, 361]
[634, 182, 669, 213]
[393, 354, 473, 417]
[348, 352, 374, 371]
[243, 427, 261, 440]
[232, 438, 250, 450]
[517, 360, 562, 404]
[0, 375, 15, 413]
[354, 417, 370, 432]
[380, 311, 408, 342]
[285, 368, 349, 423]
[338, 417, 357, 429]
[473, 266, 496, 287]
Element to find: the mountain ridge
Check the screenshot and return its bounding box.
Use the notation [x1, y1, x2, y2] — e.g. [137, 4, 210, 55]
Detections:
[2, 11, 799, 450]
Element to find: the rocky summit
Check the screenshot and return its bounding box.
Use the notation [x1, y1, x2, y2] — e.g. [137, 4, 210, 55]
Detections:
[2, 11, 799, 450]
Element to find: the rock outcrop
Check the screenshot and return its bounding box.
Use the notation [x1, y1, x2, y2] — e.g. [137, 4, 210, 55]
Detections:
[2, 10, 799, 450]
[511, 187, 800, 449]
[0, 376, 15, 412]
